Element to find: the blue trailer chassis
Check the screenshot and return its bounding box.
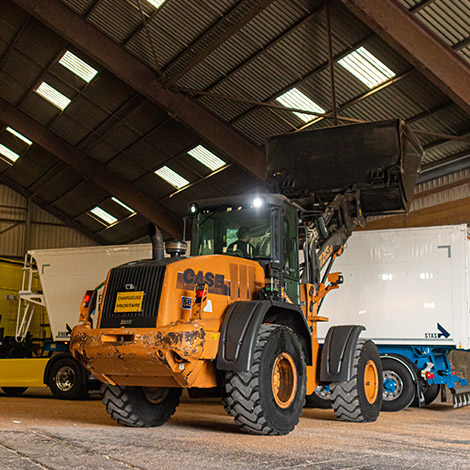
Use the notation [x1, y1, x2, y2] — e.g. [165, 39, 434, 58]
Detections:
[378, 345, 469, 408]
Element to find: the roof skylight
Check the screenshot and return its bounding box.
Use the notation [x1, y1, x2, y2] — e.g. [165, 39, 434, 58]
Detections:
[6, 127, 32, 146]
[188, 145, 226, 171]
[35, 82, 71, 110]
[0, 144, 20, 163]
[155, 166, 189, 189]
[147, 0, 166, 8]
[275, 88, 326, 123]
[59, 51, 98, 83]
[338, 47, 396, 89]
[90, 207, 118, 225]
[111, 197, 135, 213]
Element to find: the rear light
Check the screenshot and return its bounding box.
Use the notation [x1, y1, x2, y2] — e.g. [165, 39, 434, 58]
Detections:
[425, 371, 435, 380]
[79, 290, 95, 323]
[195, 284, 205, 299]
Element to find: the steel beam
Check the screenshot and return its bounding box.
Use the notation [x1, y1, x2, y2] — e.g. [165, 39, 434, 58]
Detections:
[163, 0, 274, 88]
[11, 0, 266, 180]
[419, 151, 470, 183]
[340, 0, 470, 115]
[0, 97, 183, 238]
[362, 197, 470, 230]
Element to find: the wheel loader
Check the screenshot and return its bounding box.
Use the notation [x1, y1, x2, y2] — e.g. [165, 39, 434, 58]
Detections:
[71, 120, 423, 435]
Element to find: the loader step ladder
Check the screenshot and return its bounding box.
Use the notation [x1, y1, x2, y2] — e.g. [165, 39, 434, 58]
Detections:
[16, 253, 46, 343]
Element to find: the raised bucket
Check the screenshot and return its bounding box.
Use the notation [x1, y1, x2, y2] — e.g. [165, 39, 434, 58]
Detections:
[265, 119, 423, 217]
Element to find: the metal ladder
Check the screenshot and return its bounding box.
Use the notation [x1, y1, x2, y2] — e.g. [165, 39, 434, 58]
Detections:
[15, 253, 45, 343]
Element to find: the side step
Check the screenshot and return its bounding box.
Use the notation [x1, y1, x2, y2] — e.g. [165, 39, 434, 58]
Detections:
[451, 385, 470, 408]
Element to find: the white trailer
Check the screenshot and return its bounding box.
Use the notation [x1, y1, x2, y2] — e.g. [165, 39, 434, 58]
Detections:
[1, 244, 152, 399]
[314, 225, 470, 411]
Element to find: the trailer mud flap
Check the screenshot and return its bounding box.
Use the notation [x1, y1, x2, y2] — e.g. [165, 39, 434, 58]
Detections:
[451, 385, 470, 408]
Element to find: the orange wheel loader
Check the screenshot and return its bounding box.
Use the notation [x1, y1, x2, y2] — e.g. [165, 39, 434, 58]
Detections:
[71, 120, 423, 435]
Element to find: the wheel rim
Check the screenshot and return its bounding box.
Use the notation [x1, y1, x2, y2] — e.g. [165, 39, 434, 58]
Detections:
[364, 360, 379, 404]
[55, 366, 76, 392]
[315, 385, 331, 400]
[383, 370, 403, 401]
[271, 352, 297, 409]
[143, 387, 169, 404]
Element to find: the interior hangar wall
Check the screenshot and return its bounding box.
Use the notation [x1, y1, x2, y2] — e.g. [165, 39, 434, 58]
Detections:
[0, 184, 97, 258]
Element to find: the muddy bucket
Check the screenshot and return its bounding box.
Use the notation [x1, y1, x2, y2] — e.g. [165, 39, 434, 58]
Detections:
[266, 119, 423, 217]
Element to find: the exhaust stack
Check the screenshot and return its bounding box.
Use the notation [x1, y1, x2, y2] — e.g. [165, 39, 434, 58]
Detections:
[147, 223, 164, 261]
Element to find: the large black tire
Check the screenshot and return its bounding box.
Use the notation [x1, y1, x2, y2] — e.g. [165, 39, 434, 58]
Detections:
[305, 386, 332, 409]
[381, 358, 415, 412]
[330, 339, 383, 422]
[101, 384, 182, 427]
[222, 324, 306, 435]
[48, 356, 88, 400]
[1, 387, 28, 396]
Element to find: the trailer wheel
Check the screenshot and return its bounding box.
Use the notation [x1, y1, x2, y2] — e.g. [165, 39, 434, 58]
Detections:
[48, 356, 87, 400]
[101, 384, 181, 427]
[305, 386, 332, 409]
[1, 387, 28, 396]
[381, 358, 415, 412]
[222, 324, 306, 435]
[330, 339, 382, 422]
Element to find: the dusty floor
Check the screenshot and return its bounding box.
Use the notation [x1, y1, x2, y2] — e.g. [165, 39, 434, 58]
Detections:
[0, 389, 469, 470]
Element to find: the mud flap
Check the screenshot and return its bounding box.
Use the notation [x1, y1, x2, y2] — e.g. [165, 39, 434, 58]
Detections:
[320, 325, 365, 382]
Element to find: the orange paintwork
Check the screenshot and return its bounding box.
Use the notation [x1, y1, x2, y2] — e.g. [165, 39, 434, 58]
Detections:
[71, 254, 341, 394]
[71, 255, 265, 389]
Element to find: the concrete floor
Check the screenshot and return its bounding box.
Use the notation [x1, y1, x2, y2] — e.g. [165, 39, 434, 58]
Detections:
[0, 389, 469, 470]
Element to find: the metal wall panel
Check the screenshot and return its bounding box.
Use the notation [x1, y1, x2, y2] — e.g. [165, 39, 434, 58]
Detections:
[0, 184, 97, 258]
[412, 169, 470, 212]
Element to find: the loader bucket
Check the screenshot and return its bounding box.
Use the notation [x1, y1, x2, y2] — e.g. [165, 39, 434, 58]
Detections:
[266, 119, 423, 217]
[452, 385, 470, 408]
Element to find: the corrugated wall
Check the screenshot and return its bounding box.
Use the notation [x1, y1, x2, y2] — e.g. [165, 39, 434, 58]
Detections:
[0, 184, 98, 258]
[412, 169, 470, 212]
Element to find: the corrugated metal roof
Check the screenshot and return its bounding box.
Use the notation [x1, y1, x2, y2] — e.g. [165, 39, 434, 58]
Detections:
[0, 0, 468, 245]
[59, 0, 96, 16]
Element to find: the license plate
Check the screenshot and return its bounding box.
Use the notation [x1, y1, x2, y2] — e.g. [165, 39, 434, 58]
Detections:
[114, 291, 144, 313]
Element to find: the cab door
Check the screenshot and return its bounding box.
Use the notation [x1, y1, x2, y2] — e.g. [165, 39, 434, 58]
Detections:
[282, 204, 300, 304]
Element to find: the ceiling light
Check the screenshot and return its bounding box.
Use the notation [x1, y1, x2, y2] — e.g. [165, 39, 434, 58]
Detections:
[0, 144, 20, 163]
[59, 51, 98, 83]
[155, 166, 189, 189]
[276, 88, 326, 123]
[90, 207, 117, 225]
[35, 82, 71, 110]
[6, 127, 32, 146]
[146, 0, 166, 8]
[111, 197, 135, 213]
[338, 47, 396, 89]
[188, 145, 226, 171]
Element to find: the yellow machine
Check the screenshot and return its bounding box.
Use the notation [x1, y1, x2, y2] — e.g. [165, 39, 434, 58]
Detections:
[0, 258, 50, 396]
[71, 120, 423, 435]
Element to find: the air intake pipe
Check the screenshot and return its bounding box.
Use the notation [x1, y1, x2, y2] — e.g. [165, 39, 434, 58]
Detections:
[147, 223, 164, 261]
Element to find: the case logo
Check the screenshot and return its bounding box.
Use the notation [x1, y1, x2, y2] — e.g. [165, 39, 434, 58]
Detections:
[176, 268, 229, 295]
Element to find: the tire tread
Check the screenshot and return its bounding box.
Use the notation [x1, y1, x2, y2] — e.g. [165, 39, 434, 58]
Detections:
[330, 339, 381, 423]
[222, 324, 305, 436]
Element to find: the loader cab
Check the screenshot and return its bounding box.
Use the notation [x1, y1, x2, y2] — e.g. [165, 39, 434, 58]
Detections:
[189, 194, 300, 304]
